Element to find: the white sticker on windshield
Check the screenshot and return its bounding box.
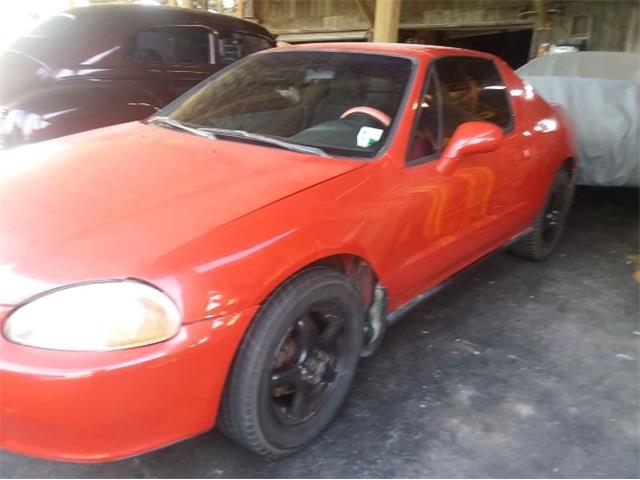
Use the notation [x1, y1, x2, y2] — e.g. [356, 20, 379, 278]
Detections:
[357, 127, 384, 148]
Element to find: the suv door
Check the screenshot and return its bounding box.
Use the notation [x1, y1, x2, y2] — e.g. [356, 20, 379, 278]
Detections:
[120, 25, 218, 106]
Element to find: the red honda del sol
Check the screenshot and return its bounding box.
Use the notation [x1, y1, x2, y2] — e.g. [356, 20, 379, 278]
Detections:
[0, 43, 577, 461]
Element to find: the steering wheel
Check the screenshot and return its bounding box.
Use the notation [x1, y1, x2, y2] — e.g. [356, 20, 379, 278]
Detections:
[340, 106, 391, 127]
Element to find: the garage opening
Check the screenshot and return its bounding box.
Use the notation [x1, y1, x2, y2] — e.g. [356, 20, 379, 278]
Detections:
[399, 27, 534, 69]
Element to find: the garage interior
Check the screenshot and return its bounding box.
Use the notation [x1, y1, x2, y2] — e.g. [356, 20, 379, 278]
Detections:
[399, 28, 534, 68]
[0, 0, 638, 478]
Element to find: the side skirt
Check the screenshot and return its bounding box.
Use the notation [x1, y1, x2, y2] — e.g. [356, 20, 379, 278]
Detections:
[385, 227, 533, 326]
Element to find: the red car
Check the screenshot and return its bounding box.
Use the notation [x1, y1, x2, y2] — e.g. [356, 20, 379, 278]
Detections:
[0, 43, 577, 462]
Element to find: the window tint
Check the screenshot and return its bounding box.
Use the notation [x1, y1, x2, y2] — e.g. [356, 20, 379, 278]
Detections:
[219, 33, 272, 66]
[407, 74, 440, 162]
[124, 26, 210, 64]
[436, 56, 512, 144]
[161, 51, 413, 157]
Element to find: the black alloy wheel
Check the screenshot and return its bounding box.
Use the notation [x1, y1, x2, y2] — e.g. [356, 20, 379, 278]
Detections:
[510, 167, 574, 261]
[218, 268, 364, 457]
[541, 185, 565, 244]
[269, 306, 346, 426]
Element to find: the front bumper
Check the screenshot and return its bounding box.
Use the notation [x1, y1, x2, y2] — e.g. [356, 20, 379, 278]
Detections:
[0, 307, 258, 462]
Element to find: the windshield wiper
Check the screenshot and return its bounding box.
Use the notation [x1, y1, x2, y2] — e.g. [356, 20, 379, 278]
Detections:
[151, 116, 215, 139]
[199, 128, 330, 158]
[150, 120, 330, 157]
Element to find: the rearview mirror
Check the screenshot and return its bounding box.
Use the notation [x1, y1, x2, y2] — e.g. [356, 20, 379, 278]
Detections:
[436, 122, 503, 175]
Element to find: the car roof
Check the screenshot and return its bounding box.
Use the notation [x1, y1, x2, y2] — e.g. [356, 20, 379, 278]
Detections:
[65, 4, 273, 38]
[277, 42, 500, 61]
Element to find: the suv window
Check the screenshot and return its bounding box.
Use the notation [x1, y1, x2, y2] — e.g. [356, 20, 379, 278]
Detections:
[435, 56, 512, 144]
[219, 33, 272, 66]
[124, 26, 211, 65]
[407, 73, 440, 162]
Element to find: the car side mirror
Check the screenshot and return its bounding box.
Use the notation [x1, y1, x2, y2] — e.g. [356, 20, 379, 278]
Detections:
[436, 121, 503, 175]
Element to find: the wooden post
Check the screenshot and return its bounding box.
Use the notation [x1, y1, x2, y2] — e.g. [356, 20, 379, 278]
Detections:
[534, 0, 548, 30]
[532, 0, 552, 57]
[373, 0, 400, 43]
[236, 0, 245, 17]
[244, 0, 254, 18]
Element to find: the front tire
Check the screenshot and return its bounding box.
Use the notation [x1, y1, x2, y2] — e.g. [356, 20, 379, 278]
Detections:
[510, 168, 574, 261]
[218, 268, 364, 457]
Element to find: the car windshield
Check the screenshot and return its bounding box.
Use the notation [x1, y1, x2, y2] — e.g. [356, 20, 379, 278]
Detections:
[157, 51, 414, 157]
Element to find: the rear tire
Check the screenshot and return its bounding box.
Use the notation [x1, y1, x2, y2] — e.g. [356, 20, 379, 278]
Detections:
[218, 268, 364, 457]
[510, 168, 573, 261]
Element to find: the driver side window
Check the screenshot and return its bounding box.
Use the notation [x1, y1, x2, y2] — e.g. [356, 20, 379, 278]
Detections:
[407, 73, 441, 163]
[436, 56, 513, 146]
[407, 56, 514, 165]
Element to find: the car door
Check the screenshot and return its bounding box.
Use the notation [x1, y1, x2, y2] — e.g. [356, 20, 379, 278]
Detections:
[385, 56, 535, 303]
[434, 56, 536, 245]
[119, 25, 219, 106]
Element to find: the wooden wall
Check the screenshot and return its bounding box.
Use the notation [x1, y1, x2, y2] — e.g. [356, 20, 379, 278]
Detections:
[253, 0, 639, 53]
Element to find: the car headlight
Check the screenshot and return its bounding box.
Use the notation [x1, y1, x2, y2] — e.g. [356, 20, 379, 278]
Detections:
[3, 280, 181, 351]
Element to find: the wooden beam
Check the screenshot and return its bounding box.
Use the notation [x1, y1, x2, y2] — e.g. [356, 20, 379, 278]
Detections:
[236, 0, 245, 17]
[373, 0, 400, 43]
[534, 0, 548, 29]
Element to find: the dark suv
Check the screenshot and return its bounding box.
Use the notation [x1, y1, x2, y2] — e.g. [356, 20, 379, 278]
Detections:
[0, 4, 275, 148]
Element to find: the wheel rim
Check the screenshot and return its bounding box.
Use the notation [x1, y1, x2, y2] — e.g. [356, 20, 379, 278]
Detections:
[542, 184, 565, 243]
[269, 304, 346, 425]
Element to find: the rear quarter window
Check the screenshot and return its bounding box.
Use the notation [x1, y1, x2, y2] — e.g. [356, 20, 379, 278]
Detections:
[218, 33, 273, 66]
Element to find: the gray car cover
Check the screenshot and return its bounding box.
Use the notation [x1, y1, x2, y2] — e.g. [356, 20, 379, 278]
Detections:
[518, 52, 639, 187]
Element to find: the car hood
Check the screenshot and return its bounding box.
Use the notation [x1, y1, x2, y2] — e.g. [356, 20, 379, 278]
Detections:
[0, 122, 364, 305]
[0, 50, 48, 105]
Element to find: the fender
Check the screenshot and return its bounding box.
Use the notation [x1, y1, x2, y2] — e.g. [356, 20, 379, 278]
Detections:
[143, 160, 400, 325]
[2, 81, 162, 147]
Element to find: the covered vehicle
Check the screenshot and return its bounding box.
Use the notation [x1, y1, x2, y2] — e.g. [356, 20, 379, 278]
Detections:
[0, 43, 576, 462]
[518, 52, 639, 186]
[0, 4, 275, 149]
